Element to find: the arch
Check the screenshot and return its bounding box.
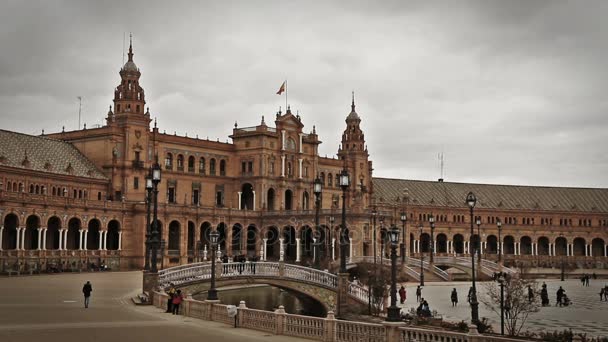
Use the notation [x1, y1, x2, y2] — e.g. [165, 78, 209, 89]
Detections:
[420, 233, 431, 253]
[219, 159, 226, 176]
[301, 226, 314, 261]
[503, 235, 515, 255]
[165, 152, 173, 170]
[537, 237, 549, 255]
[87, 219, 101, 250]
[188, 156, 195, 172]
[107, 220, 121, 250]
[453, 234, 464, 254]
[555, 236, 567, 256]
[265, 226, 280, 260]
[66, 218, 81, 250]
[520, 236, 532, 255]
[436, 233, 447, 253]
[216, 222, 227, 252]
[486, 235, 498, 254]
[285, 189, 293, 210]
[320, 173, 325, 186]
[177, 154, 184, 171]
[200, 222, 213, 247]
[210, 158, 216, 175]
[241, 183, 254, 210]
[267, 188, 276, 210]
[573, 237, 586, 256]
[246, 225, 258, 257]
[168, 220, 181, 251]
[24, 215, 40, 250]
[187, 221, 195, 252]
[410, 233, 415, 254]
[232, 224, 243, 255]
[592, 238, 605, 257]
[46, 216, 61, 249]
[1, 213, 19, 250]
[302, 191, 310, 210]
[283, 226, 296, 261]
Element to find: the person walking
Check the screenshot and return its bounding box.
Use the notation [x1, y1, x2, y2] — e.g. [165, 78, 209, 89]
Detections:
[528, 285, 534, 304]
[585, 275, 590, 287]
[556, 286, 564, 307]
[171, 290, 184, 315]
[541, 283, 549, 306]
[451, 288, 458, 307]
[399, 285, 406, 304]
[599, 288, 604, 302]
[82, 281, 93, 308]
[416, 286, 422, 302]
[604, 285, 608, 301]
[165, 283, 176, 313]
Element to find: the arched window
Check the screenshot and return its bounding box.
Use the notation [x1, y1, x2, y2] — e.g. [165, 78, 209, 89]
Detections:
[165, 153, 173, 170]
[177, 154, 184, 171]
[320, 172, 325, 185]
[210, 158, 216, 175]
[220, 160, 226, 176]
[287, 162, 292, 177]
[188, 156, 195, 172]
[328, 173, 333, 186]
[199, 157, 206, 174]
[29, 184, 34, 193]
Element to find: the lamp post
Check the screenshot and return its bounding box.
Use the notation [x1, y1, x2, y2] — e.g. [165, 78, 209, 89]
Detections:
[560, 232, 565, 281]
[493, 271, 506, 335]
[386, 225, 401, 322]
[207, 230, 219, 300]
[497, 220, 502, 263]
[313, 177, 322, 268]
[466, 191, 479, 323]
[372, 207, 377, 265]
[400, 211, 407, 263]
[419, 224, 424, 286]
[476, 218, 482, 263]
[338, 169, 350, 273]
[149, 161, 161, 273]
[429, 215, 435, 264]
[144, 171, 153, 271]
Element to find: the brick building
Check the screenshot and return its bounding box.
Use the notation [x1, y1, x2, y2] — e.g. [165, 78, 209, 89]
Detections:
[1, 41, 607, 273]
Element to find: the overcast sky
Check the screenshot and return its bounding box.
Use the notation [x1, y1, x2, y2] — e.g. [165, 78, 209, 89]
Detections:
[1, 0, 607, 188]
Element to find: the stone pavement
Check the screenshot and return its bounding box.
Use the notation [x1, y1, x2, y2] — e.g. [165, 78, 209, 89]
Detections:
[0, 271, 310, 342]
[397, 279, 608, 338]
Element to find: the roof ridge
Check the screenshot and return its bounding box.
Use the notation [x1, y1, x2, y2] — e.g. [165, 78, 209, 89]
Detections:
[372, 177, 608, 191]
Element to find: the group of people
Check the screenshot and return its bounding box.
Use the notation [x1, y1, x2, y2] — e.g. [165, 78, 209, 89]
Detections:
[580, 274, 592, 287]
[165, 283, 184, 315]
[598, 285, 608, 301]
[555, 286, 571, 306]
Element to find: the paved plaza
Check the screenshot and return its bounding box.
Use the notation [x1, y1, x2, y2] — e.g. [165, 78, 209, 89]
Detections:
[397, 279, 608, 338]
[0, 271, 309, 342]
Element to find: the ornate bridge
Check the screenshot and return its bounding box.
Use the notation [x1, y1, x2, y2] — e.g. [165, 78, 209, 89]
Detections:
[157, 261, 371, 313]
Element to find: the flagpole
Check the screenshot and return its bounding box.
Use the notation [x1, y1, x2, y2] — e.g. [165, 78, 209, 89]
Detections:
[285, 79, 288, 111]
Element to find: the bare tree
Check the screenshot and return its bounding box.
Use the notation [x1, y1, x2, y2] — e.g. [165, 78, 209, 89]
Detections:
[480, 276, 540, 336]
[357, 264, 389, 316]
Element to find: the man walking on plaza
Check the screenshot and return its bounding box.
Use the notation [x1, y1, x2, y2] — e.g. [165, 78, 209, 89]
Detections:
[82, 281, 92, 308]
[416, 286, 422, 302]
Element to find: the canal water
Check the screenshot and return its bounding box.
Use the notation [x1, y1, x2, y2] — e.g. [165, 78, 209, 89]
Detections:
[194, 285, 327, 317]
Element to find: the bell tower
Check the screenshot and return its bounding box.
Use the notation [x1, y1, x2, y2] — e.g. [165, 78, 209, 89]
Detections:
[111, 35, 148, 127]
[337, 92, 372, 209]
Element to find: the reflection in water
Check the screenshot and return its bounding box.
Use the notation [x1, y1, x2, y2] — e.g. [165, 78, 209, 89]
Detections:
[194, 285, 326, 317]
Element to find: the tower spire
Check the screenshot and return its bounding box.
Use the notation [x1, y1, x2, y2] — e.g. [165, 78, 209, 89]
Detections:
[128, 33, 133, 62]
[351, 90, 355, 112]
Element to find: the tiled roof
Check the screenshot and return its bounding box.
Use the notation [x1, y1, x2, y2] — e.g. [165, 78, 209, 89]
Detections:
[0, 129, 107, 180]
[372, 178, 608, 213]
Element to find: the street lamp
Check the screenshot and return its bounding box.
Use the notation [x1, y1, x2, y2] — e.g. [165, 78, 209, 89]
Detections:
[144, 171, 153, 271]
[466, 191, 479, 323]
[476, 218, 482, 263]
[429, 215, 435, 264]
[493, 271, 507, 335]
[149, 161, 161, 273]
[497, 220, 502, 263]
[419, 224, 424, 286]
[372, 207, 377, 265]
[313, 177, 323, 268]
[560, 232, 565, 281]
[338, 169, 350, 273]
[386, 224, 401, 322]
[400, 211, 407, 263]
[207, 230, 220, 300]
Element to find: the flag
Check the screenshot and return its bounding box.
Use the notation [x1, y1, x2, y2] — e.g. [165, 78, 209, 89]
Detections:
[276, 81, 286, 95]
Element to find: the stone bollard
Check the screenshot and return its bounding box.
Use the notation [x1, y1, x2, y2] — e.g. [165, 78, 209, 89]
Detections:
[184, 293, 193, 316]
[324, 311, 337, 342]
[275, 305, 286, 336]
[238, 301, 247, 327]
[467, 324, 482, 342]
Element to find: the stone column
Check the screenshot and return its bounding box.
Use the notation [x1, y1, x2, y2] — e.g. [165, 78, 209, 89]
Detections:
[21, 228, 25, 250]
[298, 158, 303, 179]
[501, 242, 504, 257]
[58, 229, 63, 250]
[0, 226, 4, 251]
[252, 191, 256, 211]
[515, 242, 519, 256]
[98, 234, 103, 250]
[585, 244, 589, 257]
[36, 228, 42, 250]
[298, 133, 303, 153]
[42, 228, 47, 250]
[84, 230, 88, 250]
[567, 244, 572, 257]
[332, 238, 336, 260]
[433, 241, 437, 255]
[281, 155, 285, 177]
[237, 192, 242, 210]
[262, 238, 268, 261]
[118, 231, 123, 250]
[349, 240, 353, 261]
[102, 230, 108, 250]
[295, 238, 301, 262]
[464, 241, 469, 254]
[78, 229, 83, 250]
[281, 129, 286, 150]
[605, 244, 607, 257]
[203, 244, 208, 261]
[279, 238, 284, 261]
[312, 238, 317, 262]
[15, 228, 21, 250]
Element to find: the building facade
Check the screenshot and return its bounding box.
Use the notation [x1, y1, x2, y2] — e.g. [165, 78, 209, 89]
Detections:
[1, 42, 607, 273]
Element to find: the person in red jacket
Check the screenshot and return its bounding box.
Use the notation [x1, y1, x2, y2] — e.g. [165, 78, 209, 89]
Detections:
[172, 290, 184, 315]
[399, 285, 406, 304]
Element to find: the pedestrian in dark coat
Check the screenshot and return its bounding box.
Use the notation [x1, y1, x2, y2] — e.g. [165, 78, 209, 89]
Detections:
[451, 288, 458, 307]
[82, 281, 93, 308]
[399, 286, 406, 304]
[416, 286, 422, 302]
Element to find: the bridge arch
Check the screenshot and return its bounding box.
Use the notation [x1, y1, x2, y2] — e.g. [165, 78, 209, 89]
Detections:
[538, 236, 550, 255]
[592, 238, 605, 257]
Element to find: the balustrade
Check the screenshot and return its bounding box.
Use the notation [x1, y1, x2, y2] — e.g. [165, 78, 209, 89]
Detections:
[240, 307, 277, 333]
[336, 320, 385, 342]
[283, 313, 325, 340]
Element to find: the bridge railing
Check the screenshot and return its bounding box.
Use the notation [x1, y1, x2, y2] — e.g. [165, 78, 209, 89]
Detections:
[159, 263, 213, 288]
[221, 262, 280, 277]
[407, 258, 450, 281]
[284, 263, 338, 289]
